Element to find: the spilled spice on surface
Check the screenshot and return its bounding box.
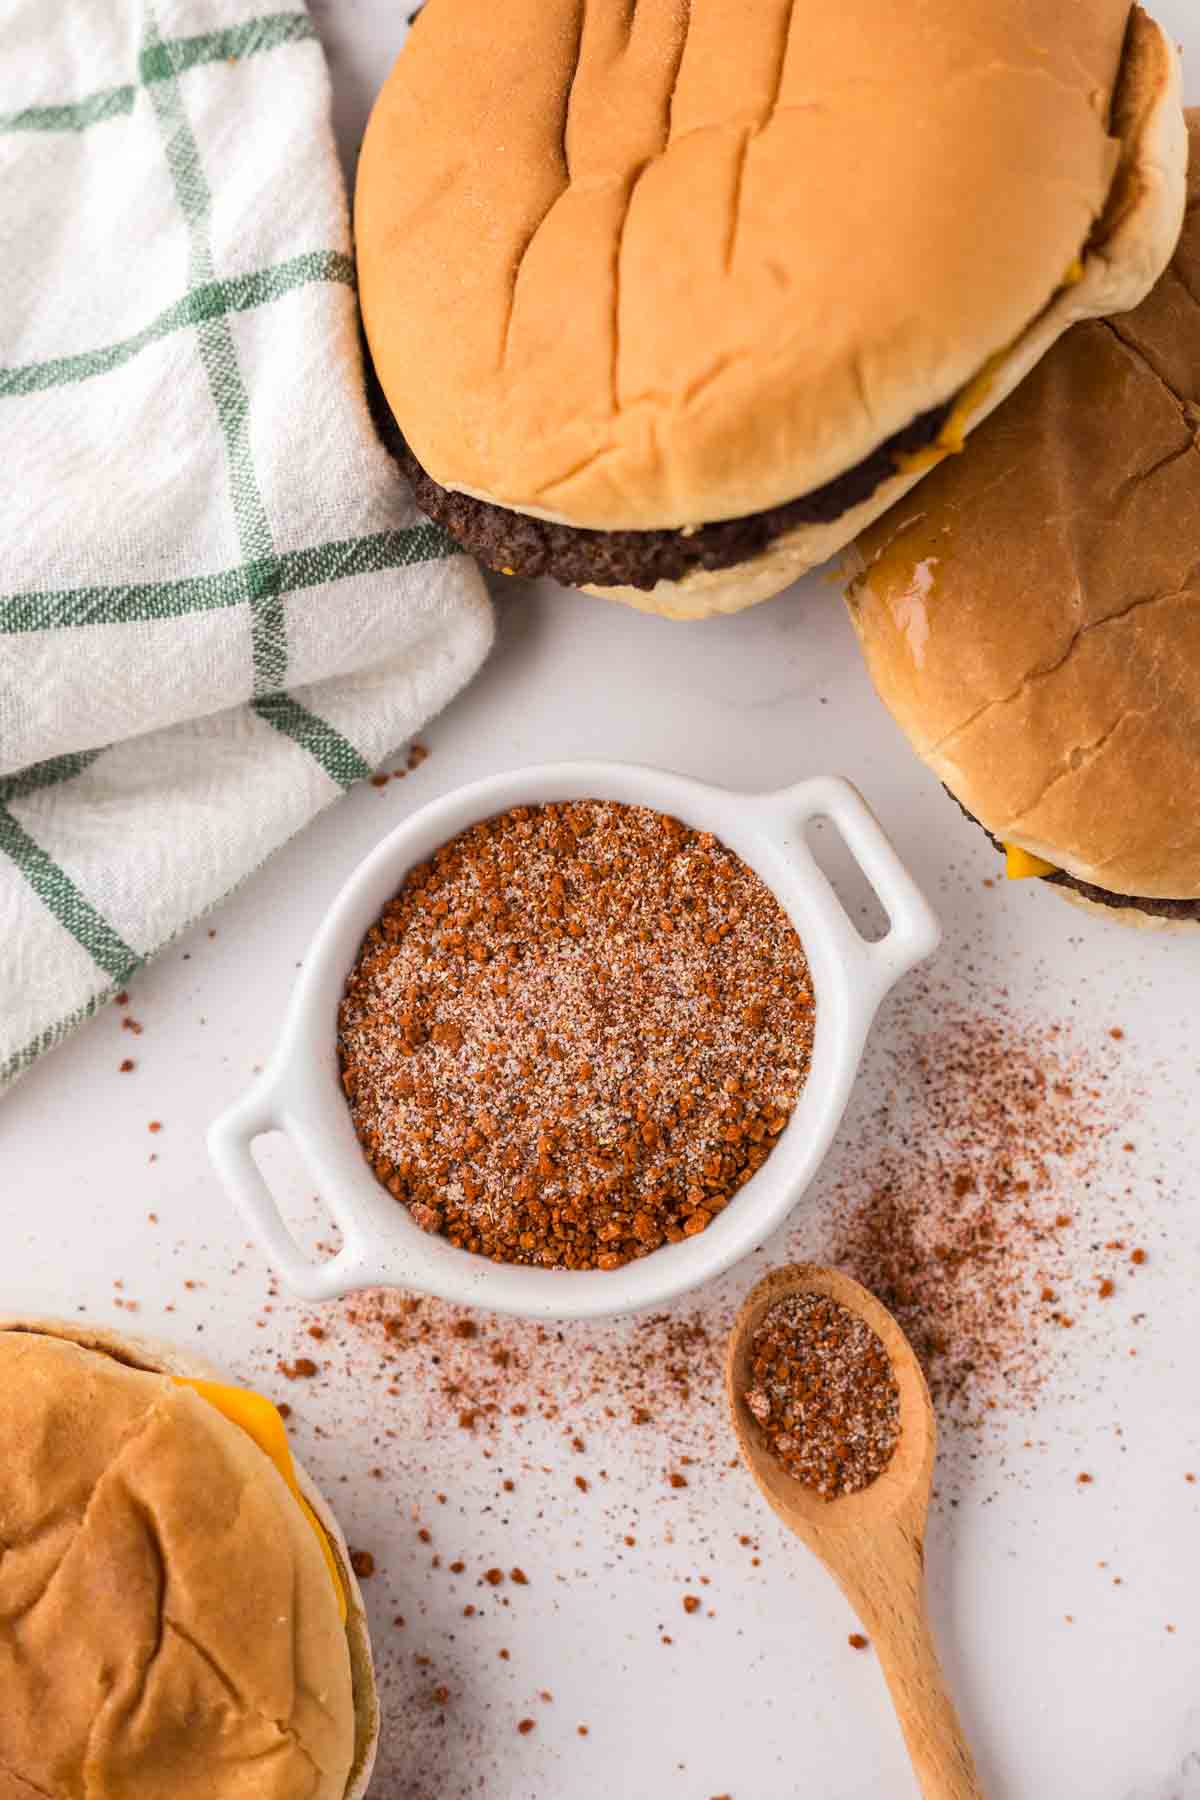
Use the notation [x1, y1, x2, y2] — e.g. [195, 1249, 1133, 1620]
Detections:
[253, 990, 1153, 1798]
[820, 1005, 1134, 1419]
[744, 1291, 900, 1498]
[338, 800, 815, 1269]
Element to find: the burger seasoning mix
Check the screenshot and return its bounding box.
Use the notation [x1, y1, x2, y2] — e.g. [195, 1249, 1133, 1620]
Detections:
[744, 1292, 901, 1498]
[338, 801, 815, 1270]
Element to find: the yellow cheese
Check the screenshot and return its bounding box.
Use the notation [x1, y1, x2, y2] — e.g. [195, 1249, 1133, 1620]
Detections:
[173, 1378, 348, 1622]
[894, 262, 1084, 477]
[1004, 843, 1058, 881]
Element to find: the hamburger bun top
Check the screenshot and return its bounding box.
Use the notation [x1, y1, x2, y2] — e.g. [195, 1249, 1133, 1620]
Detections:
[356, 0, 1183, 535]
[0, 1324, 368, 1800]
[846, 111, 1200, 903]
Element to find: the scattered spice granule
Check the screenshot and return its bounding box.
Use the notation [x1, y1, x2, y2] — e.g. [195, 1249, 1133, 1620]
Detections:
[848, 1634, 870, 1651]
[1098, 1279, 1115, 1299]
[349, 1550, 376, 1579]
[1041, 1287, 1057, 1303]
[431, 1685, 449, 1706]
[449, 1560, 465, 1574]
[278, 1358, 319, 1380]
[575, 1475, 589, 1493]
[668, 1472, 688, 1489]
[682, 1595, 700, 1614]
[1187, 1474, 1196, 1484]
[661, 1635, 673, 1646]
[511, 1567, 529, 1585]
[147, 1120, 162, 1134]
[578, 1726, 590, 1737]
[484, 1569, 504, 1586]
[1077, 1473, 1093, 1486]
[119, 1059, 134, 1073]
[418, 1529, 432, 1544]
[121, 1017, 142, 1035]
[517, 1719, 535, 1736]
[539, 1690, 553, 1703]
[744, 1291, 900, 1499]
[463, 1605, 476, 1617]
[1109, 1028, 1125, 1041]
[276, 1402, 291, 1419]
[498, 1649, 509, 1660]
[307, 1325, 326, 1340]
[114, 990, 129, 1006]
[1131, 1249, 1147, 1266]
[337, 800, 815, 1270]
[370, 773, 390, 789]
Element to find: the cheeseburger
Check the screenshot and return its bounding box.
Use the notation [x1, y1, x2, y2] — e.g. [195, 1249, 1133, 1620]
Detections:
[355, 0, 1185, 619]
[0, 1319, 378, 1800]
[846, 110, 1200, 931]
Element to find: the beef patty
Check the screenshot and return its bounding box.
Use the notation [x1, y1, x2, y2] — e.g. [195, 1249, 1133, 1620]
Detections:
[955, 797, 1200, 922]
[367, 362, 950, 592]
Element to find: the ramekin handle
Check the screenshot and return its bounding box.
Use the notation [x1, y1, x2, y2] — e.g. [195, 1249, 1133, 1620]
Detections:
[767, 776, 941, 1008]
[206, 1082, 362, 1303]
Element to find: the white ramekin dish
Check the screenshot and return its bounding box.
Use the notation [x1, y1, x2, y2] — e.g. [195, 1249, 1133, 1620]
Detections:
[207, 762, 938, 1319]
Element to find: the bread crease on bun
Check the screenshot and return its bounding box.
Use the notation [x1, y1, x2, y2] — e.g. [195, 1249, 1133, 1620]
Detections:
[357, 0, 1186, 617]
[846, 112, 1200, 930]
[0, 1319, 378, 1800]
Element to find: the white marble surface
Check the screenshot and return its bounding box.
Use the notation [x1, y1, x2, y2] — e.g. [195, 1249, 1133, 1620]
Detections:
[6, 6, 1200, 1797]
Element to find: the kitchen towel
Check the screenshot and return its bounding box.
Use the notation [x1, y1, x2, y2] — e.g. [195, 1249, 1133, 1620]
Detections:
[0, 0, 494, 1090]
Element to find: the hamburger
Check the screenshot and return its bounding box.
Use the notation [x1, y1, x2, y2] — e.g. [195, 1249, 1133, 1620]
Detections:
[846, 110, 1200, 932]
[0, 1318, 378, 1799]
[355, 0, 1186, 620]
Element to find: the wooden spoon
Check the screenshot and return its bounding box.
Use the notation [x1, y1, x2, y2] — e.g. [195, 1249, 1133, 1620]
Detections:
[726, 1263, 982, 1800]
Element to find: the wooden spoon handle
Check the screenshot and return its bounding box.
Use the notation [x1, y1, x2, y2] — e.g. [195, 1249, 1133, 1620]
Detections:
[838, 1533, 982, 1800]
[872, 1608, 980, 1799]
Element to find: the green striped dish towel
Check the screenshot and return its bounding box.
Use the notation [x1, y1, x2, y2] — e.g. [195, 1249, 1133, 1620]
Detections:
[0, 0, 494, 1091]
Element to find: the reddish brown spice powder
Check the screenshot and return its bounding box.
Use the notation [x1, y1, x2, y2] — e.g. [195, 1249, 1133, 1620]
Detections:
[744, 1292, 900, 1498]
[338, 801, 815, 1270]
[821, 1004, 1136, 1418]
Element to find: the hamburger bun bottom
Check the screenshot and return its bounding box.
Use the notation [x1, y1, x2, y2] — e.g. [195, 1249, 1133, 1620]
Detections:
[1052, 886, 1200, 933]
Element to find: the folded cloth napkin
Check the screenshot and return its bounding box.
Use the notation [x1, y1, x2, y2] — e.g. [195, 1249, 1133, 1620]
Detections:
[0, 0, 494, 1090]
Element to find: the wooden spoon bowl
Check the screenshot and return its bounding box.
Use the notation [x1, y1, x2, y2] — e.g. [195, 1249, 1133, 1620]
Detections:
[726, 1263, 982, 1800]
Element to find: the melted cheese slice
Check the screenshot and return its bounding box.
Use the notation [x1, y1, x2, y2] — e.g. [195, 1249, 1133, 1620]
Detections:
[894, 262, 1087, 479]
[173, 1378, 347, 1622]
[1004, 843, 1059, 881]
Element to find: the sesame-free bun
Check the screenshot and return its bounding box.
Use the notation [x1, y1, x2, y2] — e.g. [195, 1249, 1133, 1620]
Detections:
[0, 1319, 378, 1800]
[846, 111, 1200, 918]
[357, 0, 1185, 584]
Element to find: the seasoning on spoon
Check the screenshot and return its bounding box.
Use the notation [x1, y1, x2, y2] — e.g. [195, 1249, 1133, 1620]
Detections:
[743, 1290, 900, 1498]
[338, 800, 815, 1270]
